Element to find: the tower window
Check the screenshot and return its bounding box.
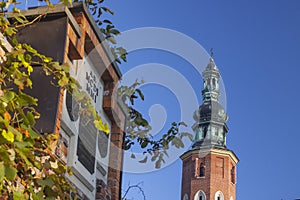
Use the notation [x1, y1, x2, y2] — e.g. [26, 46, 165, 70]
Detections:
[231, 166, 236, 184]
[194, 190, 206, 200]
[214, 191, 224, 200]
[200, 163, 205, 177]
[183, 194, 189, 200]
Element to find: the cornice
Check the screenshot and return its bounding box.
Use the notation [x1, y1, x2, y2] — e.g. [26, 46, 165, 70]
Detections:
[180, 148, 239, 164]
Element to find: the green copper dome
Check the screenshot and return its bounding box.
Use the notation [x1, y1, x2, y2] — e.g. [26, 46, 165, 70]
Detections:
[192, 58, 228, 149]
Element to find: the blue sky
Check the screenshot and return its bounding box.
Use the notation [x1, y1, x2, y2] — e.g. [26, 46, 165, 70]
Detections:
[11, 0, 300, 199]
[103, 0, 300, 200]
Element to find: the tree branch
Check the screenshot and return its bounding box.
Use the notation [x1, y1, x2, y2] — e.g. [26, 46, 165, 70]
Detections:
[122, 182, 146, 200]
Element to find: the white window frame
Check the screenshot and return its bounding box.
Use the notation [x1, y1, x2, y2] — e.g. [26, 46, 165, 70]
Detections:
[214, 190, 224, 200]
[183, 193, 189, 200]
[194, 190, 206, 200]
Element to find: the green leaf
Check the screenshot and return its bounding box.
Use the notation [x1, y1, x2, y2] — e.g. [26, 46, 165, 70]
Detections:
[26, 111, 36, 125]
[37, 178, 54, 187]
[135, 89, 144, 100]
[14, 16, 24, 23]
[141, 140, 148, 148]
[107, 36, 116, 44]
[123, 144, 130, 150]
[5, 165, 17, 181]
[25, 53, 32, 61]
[0, 162, 4, 182]
[110, 29, 120, 35]
[103, 19, 112, 24]
[101, 7, 114, 15]
[61, 64, 70, 73]
[58, 76, 69, 86]
[2, 129, 14, 143]
[0, 91, 15, 102]
[14, 148, 33, 167]
[21, 124, 39, 139]
[18, 91, 38, 106]
[15, 141, 33, 150]
[13, 191, 25, 199]
[61, 0, 72, 6]
[14, 78, 24, 90]
[0, 149, 10, 163]
[5, 27, 16, 36]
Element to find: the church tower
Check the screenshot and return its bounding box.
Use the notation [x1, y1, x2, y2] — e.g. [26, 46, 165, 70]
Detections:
[180, 58, 239, 200]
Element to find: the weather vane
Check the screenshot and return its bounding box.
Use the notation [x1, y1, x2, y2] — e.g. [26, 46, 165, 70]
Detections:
[210, 48, 214, 58]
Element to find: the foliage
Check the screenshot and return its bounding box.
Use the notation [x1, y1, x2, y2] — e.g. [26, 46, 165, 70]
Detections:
[0, 0, 192, 198]
[0, 0, 110, 198]
[118, 80, 193, 169]
[85, 0, 128, 63]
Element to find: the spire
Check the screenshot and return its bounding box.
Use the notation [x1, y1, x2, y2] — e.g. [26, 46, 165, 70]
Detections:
[192, 57, 228, 149]
[201, 57, 221, 102]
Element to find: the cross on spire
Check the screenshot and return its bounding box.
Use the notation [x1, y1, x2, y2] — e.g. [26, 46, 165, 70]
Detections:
[210, 48, 214, 58]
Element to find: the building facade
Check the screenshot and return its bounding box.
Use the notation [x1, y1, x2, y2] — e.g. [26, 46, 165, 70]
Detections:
[9, 3, 126, 200]
[181, 58, 239, 200]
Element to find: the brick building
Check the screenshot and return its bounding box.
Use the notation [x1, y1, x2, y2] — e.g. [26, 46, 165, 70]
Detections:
[181, 58, 239, 200]
[9, 3, 126, 200]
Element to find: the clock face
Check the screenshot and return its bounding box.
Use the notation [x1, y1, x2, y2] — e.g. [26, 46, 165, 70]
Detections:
[218, 109, 224, 117]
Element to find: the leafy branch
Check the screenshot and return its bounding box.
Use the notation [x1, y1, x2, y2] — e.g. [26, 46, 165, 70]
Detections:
[118, 80, 193, 169]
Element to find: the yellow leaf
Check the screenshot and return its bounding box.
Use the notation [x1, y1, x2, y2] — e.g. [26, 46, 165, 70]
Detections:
[2, 130, 14, 143]
[94, 120, 110, 134]
[3, 112, 11, 121]
[27, 65, 33, 75]
[50, 160, 58, 169]
[103, 123, 110, 134]
[24, 130, 30, 137]
[43, 58, 51, 63]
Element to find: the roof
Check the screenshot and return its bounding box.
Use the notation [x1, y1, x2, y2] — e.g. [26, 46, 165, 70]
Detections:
[8, 2, 122, 79]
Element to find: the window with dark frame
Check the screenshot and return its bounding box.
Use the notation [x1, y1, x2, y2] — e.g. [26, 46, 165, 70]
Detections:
[231, 166, 235, 184]
[200, 162, 205, 177]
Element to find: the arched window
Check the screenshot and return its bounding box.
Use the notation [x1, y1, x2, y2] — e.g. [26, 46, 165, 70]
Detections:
[212, 78, 216, 89]
[200, 163, 205, 177]
[183, 194, 189, 200]
[194, 190, 206, 200]
[214, 191, 224, 200]
[203, 126, 207, 139]
[231, 166, 235, 184]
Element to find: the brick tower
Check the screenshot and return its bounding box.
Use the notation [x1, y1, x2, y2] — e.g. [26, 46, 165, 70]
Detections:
[180, 58, 239, 200]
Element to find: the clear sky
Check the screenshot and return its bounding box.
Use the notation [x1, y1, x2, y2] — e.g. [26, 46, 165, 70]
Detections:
[103, 0, 300, 200]
[10, 0, 299, 199]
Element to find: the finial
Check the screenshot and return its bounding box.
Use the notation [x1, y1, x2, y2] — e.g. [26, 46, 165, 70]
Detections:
[210, 48, 214, 58]
[209, 48, 214, 63]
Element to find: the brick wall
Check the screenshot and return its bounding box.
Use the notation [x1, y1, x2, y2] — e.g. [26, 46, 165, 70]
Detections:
[181, 148, 238, 200]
